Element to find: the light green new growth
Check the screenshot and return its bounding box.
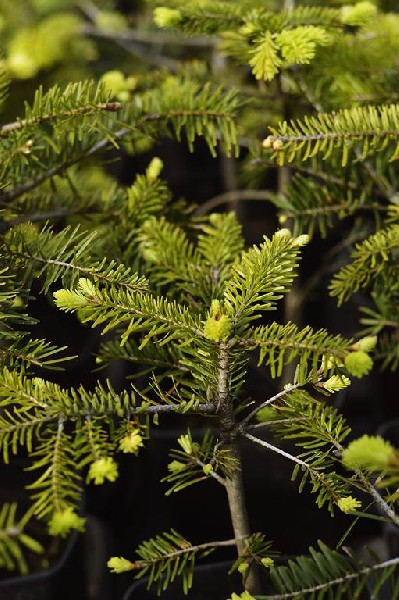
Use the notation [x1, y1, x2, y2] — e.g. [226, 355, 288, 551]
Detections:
[342, 435, 398, 472]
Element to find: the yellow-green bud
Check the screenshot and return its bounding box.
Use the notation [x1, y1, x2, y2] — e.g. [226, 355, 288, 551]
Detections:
[48, 507, 85, 537]
[87, 456, 119, 485]
[238, 562, 249, 573]
[261, 557, 275, 568]
[292, 234, 310, 247]
[203, 463, 213, 475]
[153, 7, 182, 29]
[204, 300, 231, 342]
[352, 336, 377, 353]
[344, 351, 373, 377]
[337, 496, 362, 514]
[107, 556, 135, 573]
[100, 70, 125, 96]
[262, 135, 283, 151]
[204, 314, 231, 342]
[209, 299, 222, 318]
[147, 157, 163, 182]
[342, 435, 397, 472]
[275, 228, 291, 239]
[119, 430, 144, 454]
[11, 295, 24, 308]
[341, 2, 377, 27]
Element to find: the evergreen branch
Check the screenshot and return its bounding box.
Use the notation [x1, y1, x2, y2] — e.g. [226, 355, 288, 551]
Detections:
[0, 336, 70, 370]
[81, 23, 217, 48]
[0, 412, 56, 464]
[4, 223, 149, 292]
[241, 322, 353, 380]
[139, 212, 245, 304]
[135, 536, 235, 567]
[130, 82, 240, 157]
[0, 81, 123, 196]
[0, 127, 129, 203]
[125, 163, 171, 227]
[97, 336, 188, 380]
[162, 429, 235, 494]
[0, 80, 240, 202]
[357, 471, 399, 527]
[197, 212, 244, 299]
[260, 543, 399, 599]
[272, 173, 378, 238]
[138, 216, 200, 297]
[0, 367, 215, 430]
[238, 381, 305, 430]
[0, 101, 121, 135]
[330, 225, 399, 305]
[264, 104, 399, 166]
[245, 431, 311, 468]
[26, 421, 83, 520]
[245, 432, 350, 512]
[250, 387, 355, 511]
[54, 278, 204, 346]
[154, 3, 244, 36]
[115, 529, 235, 594]
[224, 230, 303, 333]
[265, 388, 351, 452]
[215, 340, 260, 593]
[0, 503, 43, 575]
[0, 208, 86, 233]
[74, 416, 114, 470]
[154, 3, 354, 38]
[135, 403, 216, 415]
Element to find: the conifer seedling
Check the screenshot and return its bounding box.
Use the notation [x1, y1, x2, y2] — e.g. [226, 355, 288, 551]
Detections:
[1, 1, 399, 598]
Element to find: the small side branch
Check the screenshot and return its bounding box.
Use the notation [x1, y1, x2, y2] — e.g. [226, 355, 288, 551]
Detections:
[130, 538, 236, 570]
[238, 381, 304, 431]
[264, 556, 399, 600]
[0, 102, 121, 135]
[358, 472, 399, 527]
[245, 432, 308, 468]
[194, 189, 275, 216]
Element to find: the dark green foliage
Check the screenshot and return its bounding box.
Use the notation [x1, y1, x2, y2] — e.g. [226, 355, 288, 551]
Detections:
[0, 503, 43, 575]
[260, 541, 399, 599]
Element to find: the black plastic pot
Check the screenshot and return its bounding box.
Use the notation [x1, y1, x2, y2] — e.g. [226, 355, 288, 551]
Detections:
[0, 529, 85, 600]
[0, 457, 87, 599]
[122, 561, 243, 600]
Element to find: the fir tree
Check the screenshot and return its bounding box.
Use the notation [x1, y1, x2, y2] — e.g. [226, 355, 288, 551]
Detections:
[1, 1, 399, 599]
